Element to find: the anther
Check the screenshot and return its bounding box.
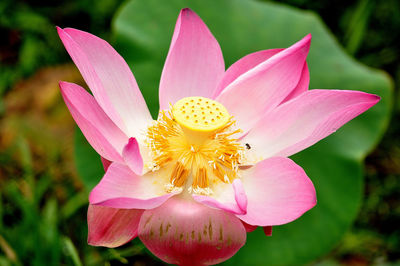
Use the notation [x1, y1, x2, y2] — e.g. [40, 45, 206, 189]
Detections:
[193, 168, 209, 189]
[169, 162, 189, 187]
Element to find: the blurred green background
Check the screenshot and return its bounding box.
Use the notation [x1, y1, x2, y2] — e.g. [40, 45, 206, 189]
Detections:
[0, 0, 398, 265]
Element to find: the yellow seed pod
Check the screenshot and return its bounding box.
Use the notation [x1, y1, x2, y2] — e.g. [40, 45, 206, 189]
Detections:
[172, 97, 230, 132]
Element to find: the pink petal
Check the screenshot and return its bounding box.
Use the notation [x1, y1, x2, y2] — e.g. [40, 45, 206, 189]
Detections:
[242, 89, 380, 159]
[213, 48, 283, 98]
[59, 82, 127, 162]
[216, 35, 311, 134]
[89, 163, 177, 209]
[281, 63, 309, 103]
[122, 137, 143, 175]
[193, 179, 247, 215]
[57, 27, 152, 137]
[100, 157, 112, 171]
[237, 157, 316, 226]
[233, 179, 248, 212]
[138, 197, 246, 265]
[159, 8, 225, 110]
[263, 226, 273, 236]
[87, 204, 144, 248]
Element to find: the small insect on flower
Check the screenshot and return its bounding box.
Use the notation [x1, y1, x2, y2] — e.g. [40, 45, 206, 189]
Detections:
[57, 7, 380, 266]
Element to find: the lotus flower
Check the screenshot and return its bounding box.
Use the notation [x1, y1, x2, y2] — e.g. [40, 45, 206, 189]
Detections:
[57, 8, 379, 266]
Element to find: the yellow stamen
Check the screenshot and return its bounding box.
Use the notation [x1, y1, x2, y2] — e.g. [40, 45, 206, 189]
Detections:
[193, 167, 209, 188]
[146, 97, 244, 196]
[169, 162, 189, 187]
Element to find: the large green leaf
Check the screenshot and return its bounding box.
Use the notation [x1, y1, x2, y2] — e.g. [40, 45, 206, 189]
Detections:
[74, 0, 392, 265]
